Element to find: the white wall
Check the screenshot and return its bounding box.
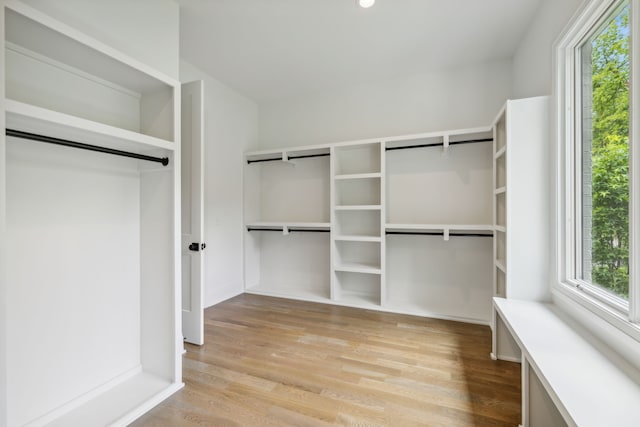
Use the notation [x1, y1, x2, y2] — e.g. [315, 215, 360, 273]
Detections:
[6, 144, 142, 426]
[180, 59, 259, 308]
[21, 0, 180, 79]
[259, 59, 513, 148]
[512, 0, 584, 98]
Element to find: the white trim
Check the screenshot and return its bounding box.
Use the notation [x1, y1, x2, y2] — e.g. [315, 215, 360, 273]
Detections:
[630, 0, 640, 323]
[24, 366, 142, 426]
[554, 0, 639, 341]
[569, 279, 629, 312]
[554, 284, 640, 341]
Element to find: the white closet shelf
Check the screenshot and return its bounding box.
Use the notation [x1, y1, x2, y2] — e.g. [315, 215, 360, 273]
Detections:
[384, 126, 494, 150]
[38, 372, 182, 427]
[334, 262, 382, 274]
[385, 223, 494, 233]
[333, 235, 382, 242]
[495, 146, 507, 159]
[5, 2, 177, 93]
[6, 99, 175, 155]
[335, 291, 380, 307]
[495, 225, 506, 233]
[245, 144, 331, 164]
[333, 172, 381, 180]
[335, 205, 382, 211]
[245, 284, 329, 302]
[246, 221, 330, 231]
[383, 299, 487, 325]
[494, 187, 506, 195]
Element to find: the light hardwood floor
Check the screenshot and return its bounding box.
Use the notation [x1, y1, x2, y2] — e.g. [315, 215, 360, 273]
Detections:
[133, 294, 521, 426]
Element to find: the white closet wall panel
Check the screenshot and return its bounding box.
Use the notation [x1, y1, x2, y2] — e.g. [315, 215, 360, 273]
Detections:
[244, 165, 262, 289]
[386, 142, 493, 224]
[386, 235, 493, 323]
[140, 87, 175, 141]
[6, 140, 141, 426]
[258, 232, 330, 299]
[259, 157, 330, 223]
[6, 46, 141, 133]
[140, 165, 177, 379]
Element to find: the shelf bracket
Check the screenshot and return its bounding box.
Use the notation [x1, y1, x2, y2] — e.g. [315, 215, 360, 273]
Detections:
[443, 228, 450, 241]
[442, 135, 450, 157]
[281, 151, 297, 166]
[283, 225, 290, 235]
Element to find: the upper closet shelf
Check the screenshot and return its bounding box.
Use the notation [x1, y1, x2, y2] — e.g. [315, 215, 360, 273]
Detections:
[5, 100, 175, 155]
[246, 145, 331, 164]
[246, 222, 330, 234]
[335, 205, 382, 211]
[5, 1, 178, 92]
[385, 126, 493, 151]
[385, 223, 493, 239]
[334, 172, 381, 180]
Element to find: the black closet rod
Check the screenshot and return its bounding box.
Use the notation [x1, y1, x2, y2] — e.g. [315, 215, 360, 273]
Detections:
[6, 129, 170, 166]
[247, 153, 330, 164]
[247, 227, 330, 233]
[385, 138, 493, 152]
[386, 231, 493, 237]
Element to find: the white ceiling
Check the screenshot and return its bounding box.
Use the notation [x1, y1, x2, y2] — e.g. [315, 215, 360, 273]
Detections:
[177, 0, 543, 104]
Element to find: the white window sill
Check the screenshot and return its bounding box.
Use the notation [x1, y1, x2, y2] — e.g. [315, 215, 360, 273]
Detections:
[552, 282, 640, 374]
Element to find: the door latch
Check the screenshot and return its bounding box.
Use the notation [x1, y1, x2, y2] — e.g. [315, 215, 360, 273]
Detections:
[189, 242, 207, 252]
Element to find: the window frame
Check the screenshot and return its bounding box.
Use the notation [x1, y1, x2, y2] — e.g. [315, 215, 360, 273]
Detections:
[554, 0, 640, 337]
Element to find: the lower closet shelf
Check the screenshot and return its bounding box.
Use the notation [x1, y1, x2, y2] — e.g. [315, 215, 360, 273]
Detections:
[334, 262, 382, 274]
[245, 284, 330, 302]
[334, 290, 380, 308]
[43, 372, 183, 427]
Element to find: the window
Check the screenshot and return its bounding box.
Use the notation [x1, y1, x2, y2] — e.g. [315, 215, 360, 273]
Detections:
[556, 0, 639, 331]
[579, 2, 630, 305]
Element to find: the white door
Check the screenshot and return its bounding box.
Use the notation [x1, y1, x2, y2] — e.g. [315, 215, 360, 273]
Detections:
[181, 80, 205, 345]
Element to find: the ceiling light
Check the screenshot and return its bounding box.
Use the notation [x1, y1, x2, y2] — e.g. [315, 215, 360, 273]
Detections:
[358, 0, 375, 8]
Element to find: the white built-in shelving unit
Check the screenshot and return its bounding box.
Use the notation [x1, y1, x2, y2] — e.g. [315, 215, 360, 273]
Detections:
[384, 128, 494, 322]
[2, 1, 182, 426]
[490, 96, 550, 361]
[331, 141, 385, 307]
[490, 99, 556, 427]
[244, 124, 499, 323]
[244, 144, 332, 302]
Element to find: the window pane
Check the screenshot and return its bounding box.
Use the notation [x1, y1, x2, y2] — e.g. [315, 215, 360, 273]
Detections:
[580, 4, 630, 300]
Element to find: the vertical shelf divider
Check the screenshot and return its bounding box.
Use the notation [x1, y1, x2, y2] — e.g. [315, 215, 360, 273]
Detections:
[329, 145, 337, 301]
[380, 140, 387, 307]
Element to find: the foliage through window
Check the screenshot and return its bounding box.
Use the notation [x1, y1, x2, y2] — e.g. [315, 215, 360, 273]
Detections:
[579, 2, 630, 301]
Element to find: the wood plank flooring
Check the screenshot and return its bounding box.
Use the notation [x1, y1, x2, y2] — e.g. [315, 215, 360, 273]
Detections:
[132, 294, 521, 426]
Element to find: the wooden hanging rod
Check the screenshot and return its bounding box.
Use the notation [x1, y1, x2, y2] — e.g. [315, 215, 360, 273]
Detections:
[6, 129, 170, 166]
[385, 138, 493, 152]
[247, 153, 330, 164]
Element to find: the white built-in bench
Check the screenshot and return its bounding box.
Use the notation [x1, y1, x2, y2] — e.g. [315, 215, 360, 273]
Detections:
[493, 298, 640, 427]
